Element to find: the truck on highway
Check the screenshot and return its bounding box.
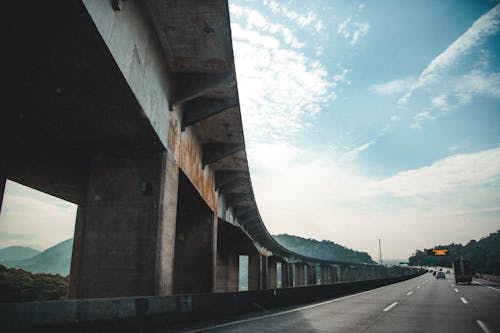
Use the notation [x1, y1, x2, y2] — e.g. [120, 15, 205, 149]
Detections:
[452, 258, 472, 284]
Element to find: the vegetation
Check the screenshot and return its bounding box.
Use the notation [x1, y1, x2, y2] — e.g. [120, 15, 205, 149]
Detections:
[274, 234, 375, 264]
[0, 264, 68, 302]
[408, 230, 500, 275]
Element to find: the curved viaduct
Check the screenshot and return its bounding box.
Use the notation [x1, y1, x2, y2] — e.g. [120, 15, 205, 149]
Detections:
[0, 0, 410, 299]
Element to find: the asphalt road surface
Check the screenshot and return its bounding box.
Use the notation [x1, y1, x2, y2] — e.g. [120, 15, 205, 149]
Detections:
[173, 273, 500, 333]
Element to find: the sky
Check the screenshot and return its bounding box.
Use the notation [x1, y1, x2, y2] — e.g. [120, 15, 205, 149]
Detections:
[227, 0, 500, 259]
[0, 0, 499, 260]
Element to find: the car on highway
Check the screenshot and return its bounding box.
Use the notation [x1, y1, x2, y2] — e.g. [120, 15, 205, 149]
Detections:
[436, 271, 446, 279]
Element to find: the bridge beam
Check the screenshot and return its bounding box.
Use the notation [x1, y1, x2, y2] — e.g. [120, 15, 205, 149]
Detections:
[173, 72, 235, 106]
[203, 143, 245, 167]
[182, 97, 238, 130]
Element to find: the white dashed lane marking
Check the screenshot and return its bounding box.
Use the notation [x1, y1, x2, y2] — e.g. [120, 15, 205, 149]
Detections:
[460, 297, 468, 304]
[454, 288, 459, 293]
[477, 320, 492, 333]
[383, 302, 398, 312]
[406, 291, 413, 296]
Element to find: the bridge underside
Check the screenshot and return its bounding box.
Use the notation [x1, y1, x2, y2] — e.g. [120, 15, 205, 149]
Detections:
[0, 0, 411, 302]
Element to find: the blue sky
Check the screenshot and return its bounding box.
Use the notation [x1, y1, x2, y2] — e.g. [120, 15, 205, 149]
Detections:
[0, 1, 499, 260]
[229, 0, 500, 259]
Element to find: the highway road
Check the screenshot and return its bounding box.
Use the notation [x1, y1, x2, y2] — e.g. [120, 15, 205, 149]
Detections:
[167, 273, 500, 333]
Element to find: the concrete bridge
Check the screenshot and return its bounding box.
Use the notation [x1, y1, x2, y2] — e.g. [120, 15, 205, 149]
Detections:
[0, 1, 419, 330]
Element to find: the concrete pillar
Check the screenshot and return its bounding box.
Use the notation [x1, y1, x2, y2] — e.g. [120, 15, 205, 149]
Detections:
[248, 252, 261, 291]
[0, 177, 5, 214]
[282, 262, 290, 288]
[261, 255, 268, 289]
[295, 263, 305, 286]
[173, 172, 214, 294]
[320, 265, 329, 285]
[307, 264, 316, 285]
[268, 259, 277, 289]
[287, 263, 294, 287]
[342, 266, 350, 282]
[215, 250, 239, 292]
[69, 151, 178, 298]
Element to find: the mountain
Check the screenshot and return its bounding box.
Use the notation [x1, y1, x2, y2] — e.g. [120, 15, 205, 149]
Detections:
[3, 238, 73, 276]
[273, 234, 376, 264]
[0, 246, 40, 261]
[408, 230, 500, 275]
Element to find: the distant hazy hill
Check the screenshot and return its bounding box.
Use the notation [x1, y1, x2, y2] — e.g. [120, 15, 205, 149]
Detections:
[273, 234, 375, 264]
[0, 246, 40, 261]
[3, 239, 73, 276]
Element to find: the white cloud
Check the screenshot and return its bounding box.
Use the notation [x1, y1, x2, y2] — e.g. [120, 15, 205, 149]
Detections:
[315, 45, 324, 57]
[425, 70, 500, 111]
[338, 18, 370, 46]
[369, 77, 416, 96]
[399, 4, 500, 105]
[374, 147, 500, 197]
[230, 4, 305, 49]
[0, 181, 77, 249]
[431, 94, 450, 111]
[411, 109, 436, 129]
[229, 7, 342, 142]
[262, 0, 325, 32]
[250, 142, 500, 258]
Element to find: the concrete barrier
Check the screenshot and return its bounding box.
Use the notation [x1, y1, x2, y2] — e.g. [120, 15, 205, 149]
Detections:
[476, 273, 500, 283]
[1, 272, 424, 332]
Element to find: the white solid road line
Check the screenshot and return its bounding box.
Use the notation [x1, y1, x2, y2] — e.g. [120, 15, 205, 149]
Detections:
[460, 297, 468, 304]
[454, 288, 459, 293]
[477, 320, 492, 333]
[181, 278, 424, 333]
[406, 291, 413, 296]
[487, 286, 500, 292]
[383, 302, 398, 312]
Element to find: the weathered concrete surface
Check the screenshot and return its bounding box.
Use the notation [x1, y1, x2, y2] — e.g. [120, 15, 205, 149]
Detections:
[82, 0, 172, 150]
[69, 151, 175, 298]
[249, 252, 262, 291]
[1, 272, 425, 332]
[173, 172, 214, 294]
[215, 220, 257, 292]
[295, 263, 305, 287]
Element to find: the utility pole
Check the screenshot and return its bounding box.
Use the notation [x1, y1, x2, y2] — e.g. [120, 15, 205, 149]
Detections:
[379, 238, 383, 266]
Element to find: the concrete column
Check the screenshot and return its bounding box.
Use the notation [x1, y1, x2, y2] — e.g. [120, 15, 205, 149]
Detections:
[320, 265, 329, 285]
[295, 263, 305, 286]
[173, 172, 214, 294]
[268, 259, 277, 289]
[248, 252, 261, 291]
[287, 263, 294, 287]
[215, 250, 239, 292]
[282, 262, 290, 288]
[342, 266, 350, 282]
[0, 177, 5, 214]
[261, 255, 268, 289]
[69, 151, 178, 298]
[307, 264, 316, 285]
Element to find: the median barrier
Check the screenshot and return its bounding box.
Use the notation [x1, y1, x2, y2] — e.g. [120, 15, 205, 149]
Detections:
[1, 271, 425, 332]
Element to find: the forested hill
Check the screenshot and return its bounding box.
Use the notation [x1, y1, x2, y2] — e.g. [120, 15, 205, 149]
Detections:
[408, 230, 500, 275]
[273, 234, 375, 264]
